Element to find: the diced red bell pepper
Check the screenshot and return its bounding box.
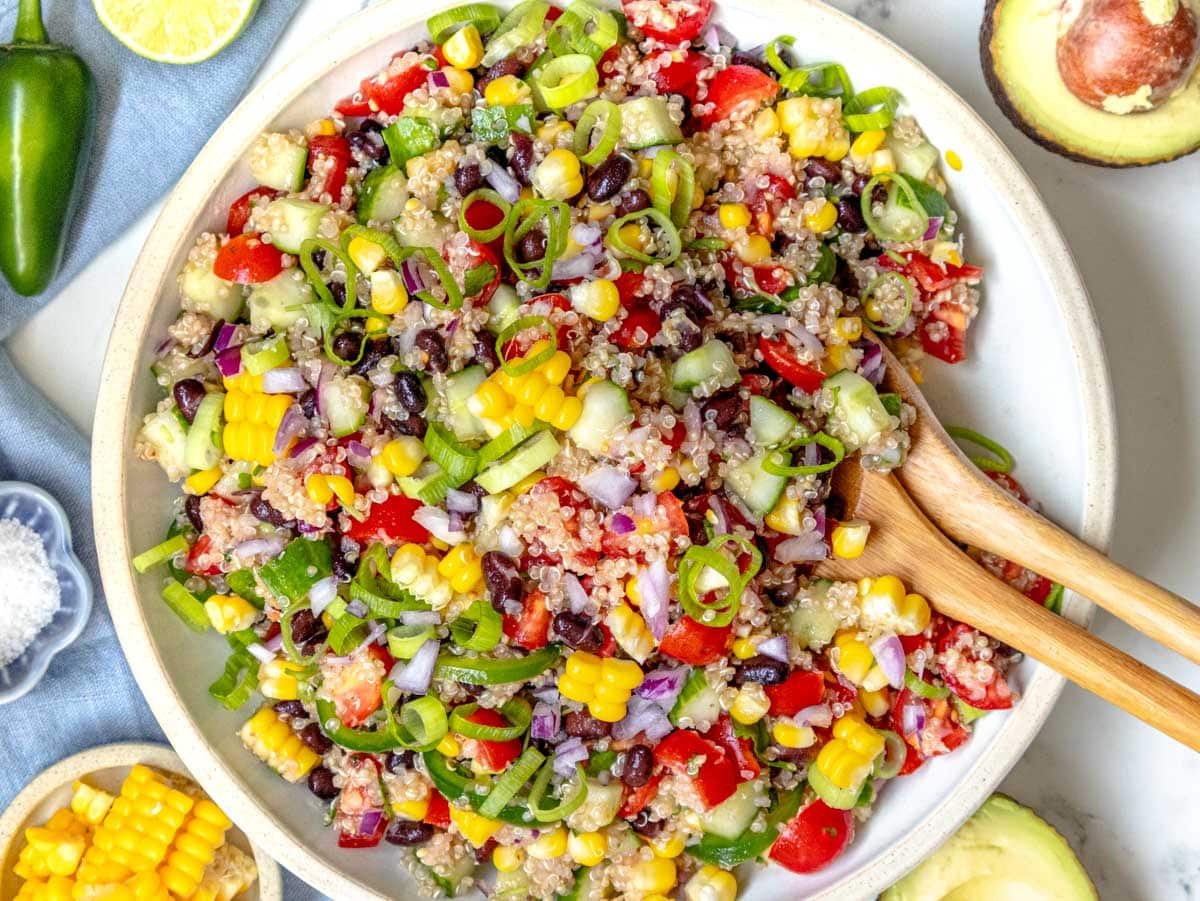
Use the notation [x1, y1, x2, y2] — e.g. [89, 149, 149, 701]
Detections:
[325, 645, 391, 728]
[611, 305, 662, 350]
[764, 670, 825, 717]
[619, 771, 664, 819]
[936, 623, 1013, 710]
[658, 617, 732, 665]
[621, 0, 713, 43]
[702, 714, 761, 783]
[460, 708, 523, 774]
[753, 264, 792, 296]
[226, 187, 281, 236]
[183, 534, 222, 577]
[424, 789, 451, 828]
[503, 590, 552, 650]
[343, 493, 429, 546]
[758, 336, 827, 393]
[651, 49, 710, 102]
[336, 63, 430, 117]
[919, 308, 968, 363]
[308, 134, 352, 201]
[653, 729, 739, 809]
[699, 65, 779, 129]
[213, 233, 285, 285]
[614, 270, 649, 306]
[768, 800, 854, 873]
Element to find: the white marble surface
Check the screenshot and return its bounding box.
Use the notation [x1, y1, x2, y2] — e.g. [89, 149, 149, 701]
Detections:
[9, 0, 1199, 897]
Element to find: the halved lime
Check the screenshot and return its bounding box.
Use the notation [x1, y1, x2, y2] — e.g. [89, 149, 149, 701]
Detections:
[93, 0, 261, 65]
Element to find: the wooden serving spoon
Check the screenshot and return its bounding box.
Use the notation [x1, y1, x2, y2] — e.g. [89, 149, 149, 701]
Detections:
[815, 336, 1200, 751]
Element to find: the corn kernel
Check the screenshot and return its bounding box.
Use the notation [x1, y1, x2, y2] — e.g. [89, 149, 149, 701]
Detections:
[776, 98, 807, 133]
[833, 316, 863, 342]
[305, 473, 332, 506]
[380, 437, 425, 478]
[871, 148, 897, 175]
[370, 269, 409, 315]
[325, 474, 355, 507]
[618, 221, 647, 252]
[649, 467, 680, 492]
[731, 637, 756, 660]
[437, 734, 461, 757]
[860, 687, 891, 718]
[899, 592, 932, 635]
[831, 520, 871, 559]
[788, 129, 821, 159]
[804, 200, 839, 234]
[440, 66, 474, 94]
[484, 74, 531, 107]
[686, 864, 739, 901]
[258, 658, 304, 700]
[568, 831, 608, 867]
[71, 783, 115, 826]
[824, 135, 851, 161]
[571, 278, 620, 322]
[541, 351, 572, 386]
[650, 832, 686, 858]
[773, 720, 817, 749]
[448, 805, 502, 846]
[393, 796, 430, 822]
[718, 203, 752, 230]
[850, 128, 887, 160]
[551, 396, 582, 431]
[764, 494, 805, 536]
[532, 148, 584, 201]
[630, 857, 677, 894]
[536, 120, 574, 144]
[730, 682, 770, 725]
[735, 234, 772, 264]
[945, 149, 963, 171]
[204, 595, 258, 635]
[442, 23, 484, 69]
[314, 118, 337, 136]
[347, 235, 388, 275]
[184, 467, 222, 496]
[528, 826, 568, 860]
[752, 107, 781, 139]
[493, 845, 525, 873]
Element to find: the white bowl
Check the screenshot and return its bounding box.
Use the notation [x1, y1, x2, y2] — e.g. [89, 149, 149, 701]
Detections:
[91, 1, 1117, 897]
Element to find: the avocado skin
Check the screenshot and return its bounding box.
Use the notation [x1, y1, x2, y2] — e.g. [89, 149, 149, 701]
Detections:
[980, 0, 1200, 167]
[881, 793, 1097, 901]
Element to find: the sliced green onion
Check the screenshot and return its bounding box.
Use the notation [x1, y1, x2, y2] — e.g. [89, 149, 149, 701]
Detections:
[780, 62, 853, 99]
[945, 426, 1015, 474]
[402, 244, 466, 311]
[395, 696, 450, 751]
[650, 150, 695, 228]
[878, 392, 903, 416]
[479, 421, 543, 464]
[528, 759, 589, 822]
[860, 173, 929, 243]
[351, 544, 430, 618]
[953, 696, 988, 725]
[282, 602, 325, 663]
[503, 198, 570, 288]
[427, 3, 501, 43]
[459, 188, 512, 242]
[843, 86, 900, 132]
[873, 730, 908, 780]
[762, 432, 846, 476]
[208, 638, 259, 710]
[605, 208, 681, 265]
[1044, 582, 1064, 615]
[686, 237, 728, 252]
[241, 334, 290, 375]
[328, 610, 369, 655]
[807, 763, 863, 810]
[424, 422, 480, 485]
[388, 624, 437, 659]
[677, 535, 763, 628]
[450, 698, 532, 741]
[482, 0, 550, 67]
[479, 747, 545, 818]
[573, 99, 622, 165]
[905, 669, 950, 700]
[300, 237, 359, 311]
[764, 35, 795, 77]
[547, 0, 618, 59]
[132, 533, 189, 574]
[463, 263, 498, 298]
[534, 54, 599, 110]
[434, 644, 562, 684]
[495, 315, 558, 377]
[861, 271, 914, 336]
[162, 581, 209, 632]
[450, 600, 503, 652]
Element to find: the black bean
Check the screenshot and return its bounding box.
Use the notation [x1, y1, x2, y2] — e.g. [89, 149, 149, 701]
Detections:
[250, 495, 289, 527]
[671, 315, 703, 355]
[477, 55, 525, 92]
[299, 388, 317, 418]
[298, 722, 333, 755]
[731, 49, 775, 76]
[616, 188, 651, 217]
[311, 249, 327, 269]
[415, 329, 448, 373]
[351, 338, 388, 377]
[824, 495, 846, 522]
[394, 372, 427, 413]
[736, 655, 789, 686]
[358, 119, 384, 135]
[348, 129, 387, 162]
[850, 174, 870, 196]
[669, 284, 714, 320]
[191, 319, 222, 358]
[552, 612, 602, 652]
[622, 745, 653, 787]
[454, 162, 484, 197]
[329, 281, 347, 307]
[766, 580, 798, 607]
[307, 767, 339, 800]
[385, 820, 435, 846]
[332, 330, 363, 364]
[289, 609, 324, 645]
[184, 494, 204, 533]
[516, 228, 548, 264]
[629, 810, 666, 836]
[273, 700, 307, 719]
[564, 710, 610, 739]
[509, 133, 535, 185]
[386, 412, 427, 438]
[474, 337, 500, 372]
[837, 197, 865, 233]
[387, 750, 416, 773]
[703, 391, 744, 431]
[481, 551, 523, 609]
[586, 154, 632, 202]
[328, 535, 351, 581]
[805, 157, 842, 186]
[172, 379, 206, 424]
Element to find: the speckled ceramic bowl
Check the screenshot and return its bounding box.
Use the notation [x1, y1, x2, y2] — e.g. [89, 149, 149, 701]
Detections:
[0, 742, 280, 900]
[91, 0, 1118, 897]
[0, 482, 92, 705]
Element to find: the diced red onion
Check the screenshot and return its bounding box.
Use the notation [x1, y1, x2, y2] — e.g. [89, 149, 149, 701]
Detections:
[247, 642, 275, 664]
[400, 611, 442, 626]
[273, 406, 307, 456]
[756, 635, 789, 663]
[357, 809, 386, 837]
[346, 599, 368, 618]
[363, 620, 388, 648]
[297, 521, 321, 534]
[389, 639, 439, 695]
[446, 317, 460, 338]
[234, 536, 286, 560]
[289, 436, 320, 459]
[707, 495, 729, 534]
[813, 504, 827, 538]
[612, 695, 673, 742]
[325, 654, 353, 666]
[215, 345, 242, 377]
[724, 490, 757, 527]
[611, 513, 635, 534]
[922, 216, 944, 241]
[683, 401, 702, 443]
[447, 510, 467, 533]
[369, 386, 389, 417]
[345, 440, 372, 468]
[871, 633, 907, 689]
[413, 505, 466, 544]
[632, 493, 657, 518]
[637, 560, 670, 641]
[553, 737, 589, 776]
[428, 69, 451, 89]
[401, 258, 429, 295]
[786, 323, 824, 358]
[580, 466, 637, 510]
[861, 343, 886, 387]
[900, 697, 926, 737]
[775, 531, 828, 563]
[445, 488, 480, 514]
[635, 667, 686, 708]
[570, 223, 602, 246]
[485, 165, 521, 204]
[262, 367, 307, 395]
[795, 703, 834, 728]
[702, 23, 720, 53]
[263, 632, 284, 653]
[213, 322, 238, 352]
[314, 360, 336, 415]
[531, 702, 561, 741]
[309, 576, 338, 616]
[563, 573, 589, 614]
[551, 251, 600, 281]
[642, 144, 670, 159]
[532, 685, 560, 704]
[803, 441, 821, 468]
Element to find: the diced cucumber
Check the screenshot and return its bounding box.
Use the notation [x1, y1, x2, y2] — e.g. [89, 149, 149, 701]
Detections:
[565, 779, 623, 833]
[671, 340, 739, 396]
[495, 868, 532, 899]
[397, 461, 443, 500]
[392, 215, 447, 253]
[557, 865, 605, 901]
[443, 365, 488, 442]
[241, 334, 290, 375]
[749, 395, 798, 446]
[566, 380, 632, 456]
[263, 197, 328, 254]
[487, 283, 521, 331]
[248, 133, 308, 192]
[620, 97, 684, 150]
[700, 780, 763, 840]
[479, 422, 541, 465]
[357, 165, 409, 224]
[824, 370, 891, 453]
[319, 375, 370, 438]
[247, 269, 314, 333]
[185, 393, 225, 472]
[886, 132, 940, 181]
[180, 256, 243, 321]
[789, 580, 840, 649]
[670, 668, 723, 727]
[475, 430, 561, 494]
[725, 451, 787, 518]
[138, 409, 189, 479]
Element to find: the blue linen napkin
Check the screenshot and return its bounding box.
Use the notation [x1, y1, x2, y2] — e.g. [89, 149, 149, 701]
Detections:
[0, 2, 325, 898]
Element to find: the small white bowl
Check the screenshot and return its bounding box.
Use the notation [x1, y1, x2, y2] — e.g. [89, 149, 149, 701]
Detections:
[0, 742, 281, 901]
[0, 482, 93, 704]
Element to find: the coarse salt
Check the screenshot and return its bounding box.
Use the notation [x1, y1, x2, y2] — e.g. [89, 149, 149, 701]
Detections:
[0, 517, 61, 667]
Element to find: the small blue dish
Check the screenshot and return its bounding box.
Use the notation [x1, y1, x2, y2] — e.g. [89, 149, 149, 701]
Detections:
[0, 482, 93, 705]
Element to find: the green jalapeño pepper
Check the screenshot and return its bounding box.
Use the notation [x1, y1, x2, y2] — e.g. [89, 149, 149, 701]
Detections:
[0, 0, 95, 295]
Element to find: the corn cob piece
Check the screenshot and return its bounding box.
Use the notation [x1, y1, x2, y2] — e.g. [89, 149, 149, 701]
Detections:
[238, 705, 320, 783]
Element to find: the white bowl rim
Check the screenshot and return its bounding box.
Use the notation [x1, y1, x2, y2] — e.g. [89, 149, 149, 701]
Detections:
[90, 1, 1118, 897]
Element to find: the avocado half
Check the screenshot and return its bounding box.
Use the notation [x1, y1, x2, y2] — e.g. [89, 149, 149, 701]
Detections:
[881, 794, 1097, 901]
[981, 0, 1200, 166]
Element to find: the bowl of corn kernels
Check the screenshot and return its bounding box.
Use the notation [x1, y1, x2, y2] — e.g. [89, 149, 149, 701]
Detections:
[0, 743, 281, 901]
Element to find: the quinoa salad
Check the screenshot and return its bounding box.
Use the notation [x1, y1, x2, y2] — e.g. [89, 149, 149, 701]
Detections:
[132, 1, 1065, 897]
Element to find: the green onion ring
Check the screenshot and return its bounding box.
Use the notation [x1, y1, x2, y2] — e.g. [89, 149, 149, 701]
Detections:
[873, 730, 908, 780]
[944, 426, 1015, 474]
[764, 35, 796, 77]
[406, 245, 466, 310]
[434, 644, 562, 685]
[387, 624, 437, 660]
[527, 759, 589, 822]
[904, 668, 950, 700]
[281, 602, 325, 664]
[327, 611, 369, 655]
[503, 197, 570, 288]
[424, 422, 480, 485]
[299, 237, 358, 312]
[547, 0, 618, 59]
[482, 0, 550, 67]
[860, 173, 929, 244]
[479, 747, 545, 818]
[459, 188, 512, 242]
[807, 762, 863, 810]
[861, 271, 914, 336]
[427, 3, 502, 43]
[651, 150, 695, 228]
[605, 208, 682, 265]
[686, 237, 728, 252]
[843, 86, 901, 132]
[450, 600, 504, 652]
[351, 544, 430, 618]
[394, 696, 450, 751]
[780, 62, 853, 99]
[573, 99, 622, 166]
[449, 698, 532, 741]
[677, 534, 763, 627]
[495, 314, 559, 376]
[762, 431, 846, 476]
[534, 54, 599, 110]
